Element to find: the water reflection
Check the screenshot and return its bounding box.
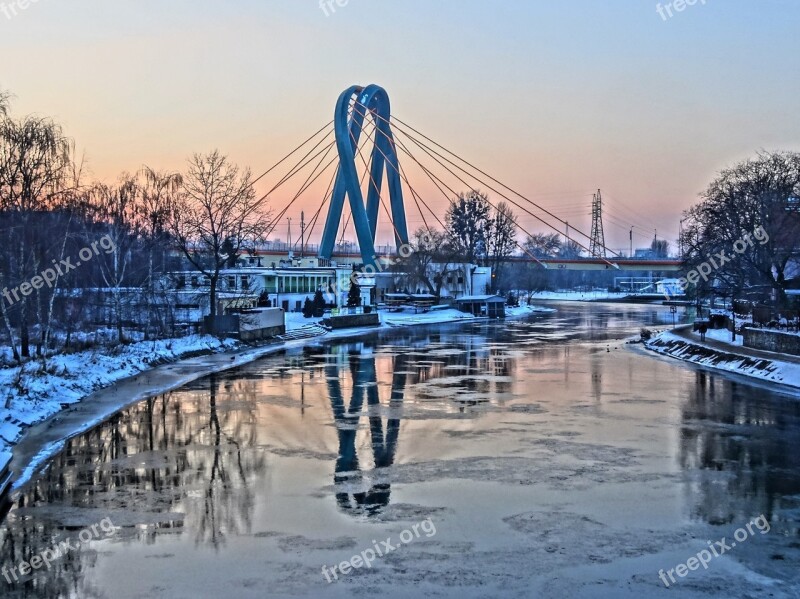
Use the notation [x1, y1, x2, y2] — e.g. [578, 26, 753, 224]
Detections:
[0, 304, 798, 598]
[680, 370, 800, 527]
[326, 348, 403, 516]
[0, 372, 266, 597]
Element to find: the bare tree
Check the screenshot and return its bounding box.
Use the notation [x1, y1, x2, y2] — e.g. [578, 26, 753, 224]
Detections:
[682, 151, 800, 306]
[559, 240, 583, 259]
[138, 167, 183, 337]
[524, 232, 562, 258]
[41, 157, 88, 354]
[486, 201, 517, 291]
[0, 89, 10, 118]
[171, 151, 268, 317]
[87, 175, 141, 343]
[651, 238, 670, 258]
[0, 112, 73, 358]
[445, 190, 492, 265]
[395, 228, 460, 298]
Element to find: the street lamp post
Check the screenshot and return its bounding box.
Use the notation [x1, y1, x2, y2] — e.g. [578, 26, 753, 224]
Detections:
[629, 226, 633, 258]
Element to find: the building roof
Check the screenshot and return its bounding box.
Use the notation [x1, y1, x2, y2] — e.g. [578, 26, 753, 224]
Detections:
[457, 295, 505, 302]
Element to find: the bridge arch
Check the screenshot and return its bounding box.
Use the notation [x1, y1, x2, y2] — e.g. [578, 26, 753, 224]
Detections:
[319, 85, 409, 269]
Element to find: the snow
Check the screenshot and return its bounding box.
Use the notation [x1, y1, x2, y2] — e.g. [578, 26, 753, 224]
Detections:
[1, 304, 554, 482]
[693, 328, 745, 346]
[382, 305, 554, 327]
[285, 311, 324, 331]
[645, 330, 800, 390]
[0, 335, 239, 456]
[529, 290, 634, 301]
[285, 304, 555, 331]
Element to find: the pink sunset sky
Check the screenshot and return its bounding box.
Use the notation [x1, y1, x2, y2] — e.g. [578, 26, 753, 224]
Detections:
[1, 0, 798, 251]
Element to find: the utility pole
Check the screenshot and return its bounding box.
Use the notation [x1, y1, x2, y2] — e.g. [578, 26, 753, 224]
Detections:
[287, 217, 292, 255]
[300, 211, 305, 258]
[630, 226, 633, 258]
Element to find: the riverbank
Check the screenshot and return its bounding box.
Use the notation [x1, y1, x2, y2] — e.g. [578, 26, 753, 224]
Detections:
[4, 302, 798, 599]
[644, 325, 800, 392]
[2, 304, 552, 491]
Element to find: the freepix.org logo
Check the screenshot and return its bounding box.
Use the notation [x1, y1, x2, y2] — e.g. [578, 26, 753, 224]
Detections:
[656, 0, 707, 22]
[2, 235, 117, 309]
[2, 518, 117, 584]
[319, 0, 350, 17]
[663, 226, 769, 300]
[1, 0, 42, 20]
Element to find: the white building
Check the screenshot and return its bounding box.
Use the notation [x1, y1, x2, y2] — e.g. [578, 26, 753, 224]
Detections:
[168, 258, 493, 317]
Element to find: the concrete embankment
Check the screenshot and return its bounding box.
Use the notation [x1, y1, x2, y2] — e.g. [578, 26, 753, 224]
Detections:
[644, 325, 800, 392]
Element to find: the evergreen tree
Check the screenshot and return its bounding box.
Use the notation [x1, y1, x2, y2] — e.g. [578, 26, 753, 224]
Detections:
[302, 297, 314, 318]
[347, 280, 362, 307]
[312, 289, 326, 317]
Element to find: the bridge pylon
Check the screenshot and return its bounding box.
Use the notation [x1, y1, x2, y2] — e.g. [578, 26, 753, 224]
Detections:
[319, 85, 410, 269]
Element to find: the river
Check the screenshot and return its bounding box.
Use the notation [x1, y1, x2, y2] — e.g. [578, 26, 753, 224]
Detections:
[1, 303, 798, 598]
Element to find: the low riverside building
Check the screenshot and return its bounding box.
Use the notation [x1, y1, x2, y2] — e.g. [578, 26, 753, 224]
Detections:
[168, 258, 493, 317]
[456, 295, 506, 318]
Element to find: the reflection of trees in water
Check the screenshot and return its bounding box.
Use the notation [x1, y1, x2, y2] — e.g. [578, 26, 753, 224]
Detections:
[0, 373, 266, 597]
[680, 371, 800, 525]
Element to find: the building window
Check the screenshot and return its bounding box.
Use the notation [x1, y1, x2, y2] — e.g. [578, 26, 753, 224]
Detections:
[228, 276, 237, 289]
[241, 275, 249, 289]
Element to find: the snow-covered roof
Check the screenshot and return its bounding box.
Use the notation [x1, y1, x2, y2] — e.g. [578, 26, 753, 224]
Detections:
[457, 295, 504, 302]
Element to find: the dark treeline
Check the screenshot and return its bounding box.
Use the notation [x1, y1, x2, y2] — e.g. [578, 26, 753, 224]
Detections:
[0, 91, 267, 362]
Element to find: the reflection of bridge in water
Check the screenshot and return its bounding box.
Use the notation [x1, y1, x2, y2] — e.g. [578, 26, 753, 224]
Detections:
[326, 349, 405, 516]
[2, 311, 800, 595]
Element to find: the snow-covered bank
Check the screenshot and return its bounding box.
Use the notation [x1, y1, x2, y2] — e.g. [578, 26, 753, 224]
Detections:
[644, 328, 800, 391]
[0, 335, 241, 455]
[285, 305, 555, 331]
[2, 304, 554, 491]
[382, 305, 554, 327]
[530, 290, 634, 302]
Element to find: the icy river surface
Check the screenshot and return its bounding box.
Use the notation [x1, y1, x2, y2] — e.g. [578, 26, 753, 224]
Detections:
[1, 303, 799, 598]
